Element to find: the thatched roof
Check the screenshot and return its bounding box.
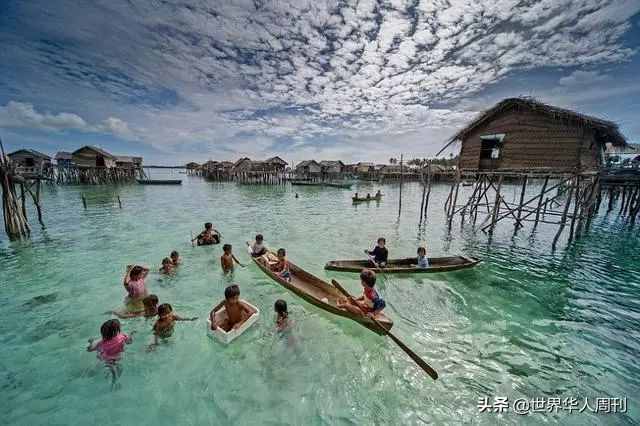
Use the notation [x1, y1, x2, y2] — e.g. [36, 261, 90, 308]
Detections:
[9, 149, 51, 160]
[450, 97, 627, 147]
[72, 145, 116, 159]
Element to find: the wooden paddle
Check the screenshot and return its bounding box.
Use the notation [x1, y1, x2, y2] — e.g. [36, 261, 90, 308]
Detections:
[331, 279, 438, 381]
[190, 231, 196, 247]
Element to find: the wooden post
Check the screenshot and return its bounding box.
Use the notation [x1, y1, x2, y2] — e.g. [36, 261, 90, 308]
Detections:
[533, 176, 549, 229]
[117, 196, 122, 209]
[82, 194, 87, 209]
[568, 175, 581, 242]
[448, 170, 461, 228]
[418, 167, 427, 224]
[423, 163, 432, 223]
[515, 175, 528, 228]
[552, 176, 575, 248]
[487, 176, 503, 235]
[398, 154, 403, 218]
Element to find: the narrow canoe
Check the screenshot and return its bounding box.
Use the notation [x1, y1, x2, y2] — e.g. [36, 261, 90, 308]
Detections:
[324, 182, 352, 189]
[136, 179, 182, 185]
[325, 255, 481, 273]
[352, 194, 382, 203]
[252, 252, 393, 335]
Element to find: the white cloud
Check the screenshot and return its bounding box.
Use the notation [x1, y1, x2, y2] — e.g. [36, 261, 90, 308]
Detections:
[1, 0, 638, 162]
[559, 70, 609, 87]
[0, 101, 136, 140]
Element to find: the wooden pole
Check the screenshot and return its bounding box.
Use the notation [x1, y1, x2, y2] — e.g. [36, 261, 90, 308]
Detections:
[448, 170, 461, 228]
[423, 163, 432, 223]
[568, 175, 581, 242]
[515, 175, 528, 229]
[552, 176, 575, 248]
[398, 154, 403, 218]
[117, 195, 122, 209]
[418, 167, 426, 224]
[533, 176, 549, 229]
[487, 175, 503, 235]
[82, 194, 87, 209]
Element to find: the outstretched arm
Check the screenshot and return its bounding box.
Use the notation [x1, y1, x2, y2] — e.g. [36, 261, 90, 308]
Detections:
[174, 314, 197, 321]
[232, 254, 245, 267]
[87, 338, 99, 352]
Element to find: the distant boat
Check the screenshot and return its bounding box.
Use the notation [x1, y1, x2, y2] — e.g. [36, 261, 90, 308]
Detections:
[290, 180, 352, 189]
[324, 181, 352, 189]
[136, 179, 182, 185]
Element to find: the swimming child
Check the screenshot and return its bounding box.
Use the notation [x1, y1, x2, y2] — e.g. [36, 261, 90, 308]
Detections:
[87, 319, 134, 386]
[247, 234, 267, 257]
[193, 222, 220, 246]
[337, 269, 386, 318]
[221, 244, 244, 274]
[365, 237, 388, 267]
[416, 246, 429, 268]
[269, 248, 291, 281]
[170, 250, 182, 266]
[109, 294, 159, 319]
[274, 299, 291, 332]
[149, 303, 197, 349]
[209, 284, 256, 332]
[159, 257, 174, 275]
[123, 265, 149, 303]
[375, 190, 382, 198]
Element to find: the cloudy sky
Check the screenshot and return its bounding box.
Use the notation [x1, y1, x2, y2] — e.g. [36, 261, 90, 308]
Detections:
[1, 1, 639, 165]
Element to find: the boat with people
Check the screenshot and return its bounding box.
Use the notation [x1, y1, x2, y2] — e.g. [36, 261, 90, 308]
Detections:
[352, 192, 383, 203]
[252, 251, 393, 334]
[136, 179, 182, 185]
[325, 255, 481, 273]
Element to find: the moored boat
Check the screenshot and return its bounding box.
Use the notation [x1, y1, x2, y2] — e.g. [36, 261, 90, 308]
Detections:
[251, 251, 393, 334]
[325, 255, 481, 273]
[324, 182, 352, 189]
[136, 179, 182, 185]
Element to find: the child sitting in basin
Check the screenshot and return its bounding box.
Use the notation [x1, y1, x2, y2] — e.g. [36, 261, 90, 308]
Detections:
[221, 244, 245, 274]
[337, 269, 386, 318]
[209, 284, 256, 332]
[149, 303, 197, 349]
[416, 246, 429, 268]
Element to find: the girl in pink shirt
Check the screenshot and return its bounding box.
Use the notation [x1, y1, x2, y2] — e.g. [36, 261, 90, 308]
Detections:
[87, 319, 134, 387]
[123, 265, 149, 301]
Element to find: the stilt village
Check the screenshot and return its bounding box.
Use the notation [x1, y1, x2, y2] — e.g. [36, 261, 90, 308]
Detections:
[2, 98, 639, 245]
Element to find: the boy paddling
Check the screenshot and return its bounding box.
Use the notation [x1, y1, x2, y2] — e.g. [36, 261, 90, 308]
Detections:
[337, 269, 386, 318]
[365, 237, 388, 267]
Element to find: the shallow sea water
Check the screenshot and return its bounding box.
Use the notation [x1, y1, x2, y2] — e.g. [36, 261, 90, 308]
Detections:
[1, 172, 638, 425]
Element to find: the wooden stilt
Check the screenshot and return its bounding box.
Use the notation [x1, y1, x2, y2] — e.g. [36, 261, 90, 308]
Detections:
[553, 176, 575, 247]
[533, 176, 549, 229]
[515, 175, 528, 229]
[568, 176, 581, 242]
[487, 176, 503, 235]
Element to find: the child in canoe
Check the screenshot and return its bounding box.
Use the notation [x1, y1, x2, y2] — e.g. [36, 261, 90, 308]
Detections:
[123, 265, 149, 308]
[269, 248, 291, 281]
[416, 246, 429, 268]
[209, 284, 256, 332]
[149, 303, 197, 349]
[159, 257, 175, 275]
[337, 269, 386, 318]
[247, 234, 267, 257]
[221, 244, 245, 274]
[109, 294, 159, 319]
[193, 222, 220, 246]
[365, 237, 388, 267]
[170, 250, 182, 266]
[87, 319, 134, 387]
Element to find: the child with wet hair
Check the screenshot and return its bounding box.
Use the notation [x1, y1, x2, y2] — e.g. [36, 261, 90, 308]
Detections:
[109, 294, 159, 319]
[148, 303, 197, 350]
[159, 257, 174, 275]
[87, 319, 134, 387]
[170, 250, 182, 266]
[123, 265, 149, 301]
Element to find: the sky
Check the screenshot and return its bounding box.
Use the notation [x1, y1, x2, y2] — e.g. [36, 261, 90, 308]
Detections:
[1, 0, 639, 165]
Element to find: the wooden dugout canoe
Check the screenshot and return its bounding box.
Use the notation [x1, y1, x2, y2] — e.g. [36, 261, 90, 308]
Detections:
[136, 179, 182, 185]
[325, 255, 481, 273]
[251, 252, 393, 335]
[352, 194, 382, 203]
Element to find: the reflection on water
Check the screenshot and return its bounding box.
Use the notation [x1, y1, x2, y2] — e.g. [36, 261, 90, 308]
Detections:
[1, 173, 638, 424]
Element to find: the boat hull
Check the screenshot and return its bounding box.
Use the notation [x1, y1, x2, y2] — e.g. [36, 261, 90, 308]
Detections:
[252, 252, 393, 335]
[325, 256, 481, 273]
[136, 179, 182, 185]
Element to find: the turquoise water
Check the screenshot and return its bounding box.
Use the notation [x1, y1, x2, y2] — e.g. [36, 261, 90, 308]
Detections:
[1, 172, 638, 425]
